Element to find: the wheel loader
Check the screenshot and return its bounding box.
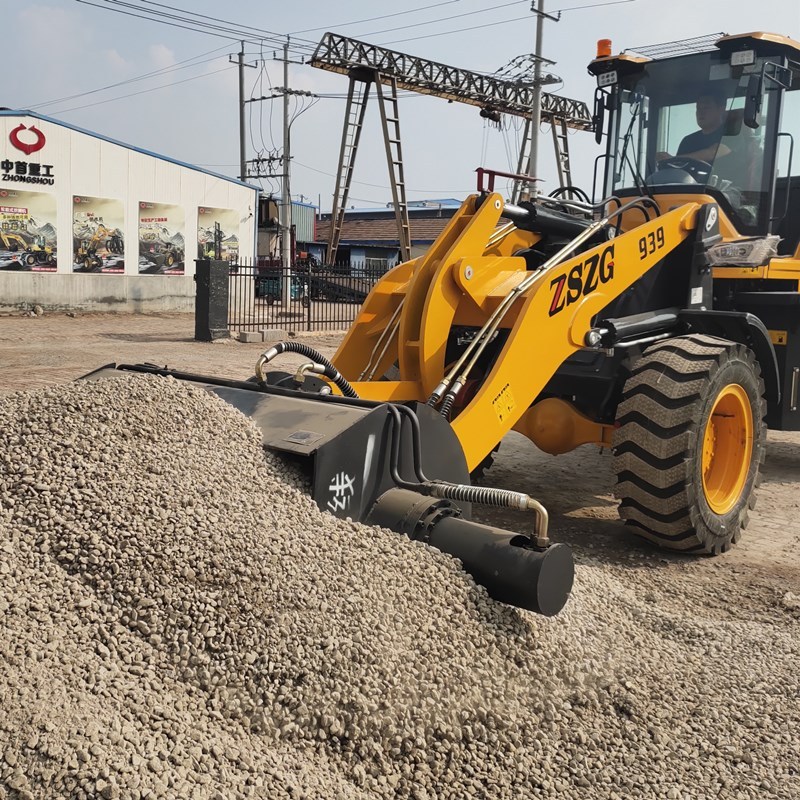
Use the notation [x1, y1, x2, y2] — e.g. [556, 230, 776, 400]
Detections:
[75, 224, 124, 270]
[86, 31, 800, 616]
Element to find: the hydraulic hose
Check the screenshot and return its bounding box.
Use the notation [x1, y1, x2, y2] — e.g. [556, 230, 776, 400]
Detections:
[360, 298, 405, 381]
[438, 392, 456, 420]
[385, 404, 549, 545]
[430, 217, 608, 413]
[429, 195, 661, 413]
[255, 341, 359, 399]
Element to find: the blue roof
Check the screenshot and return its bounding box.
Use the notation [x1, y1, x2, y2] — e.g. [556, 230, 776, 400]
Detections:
[343, 202, 463, 215]
[407, 198, 463, 207]
[339, 239, 437, 246]
[0, 109, 259, 193]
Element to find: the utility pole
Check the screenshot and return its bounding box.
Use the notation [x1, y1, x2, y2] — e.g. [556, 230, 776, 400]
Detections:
[238, 42, 246, 182]
[230, 44, 257, 182]
[243, 54, 314, 307]
[281, 38, 292, 311]
[526, 1, 560, 198]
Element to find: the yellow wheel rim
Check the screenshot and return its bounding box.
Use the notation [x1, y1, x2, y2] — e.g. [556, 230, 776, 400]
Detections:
[701, 384, 754, 515]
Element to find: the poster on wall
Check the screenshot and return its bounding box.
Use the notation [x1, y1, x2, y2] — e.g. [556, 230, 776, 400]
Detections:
[0, 189, 57, 272]
[72, 195, 125, 274]
[197, 206, 240, 262]
[138, 201, 185, 275]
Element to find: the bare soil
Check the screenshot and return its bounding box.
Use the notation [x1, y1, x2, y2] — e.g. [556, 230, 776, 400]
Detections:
[2, 311, 798, 609]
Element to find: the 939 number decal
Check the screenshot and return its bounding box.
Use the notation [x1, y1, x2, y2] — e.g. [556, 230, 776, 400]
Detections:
[638, 226, 665, 259]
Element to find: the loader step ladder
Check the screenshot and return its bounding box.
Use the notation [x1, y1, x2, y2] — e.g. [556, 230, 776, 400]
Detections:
[376, 76, 411, 263]
[329, 74, 372, 266]
[511, 115, 573, 203]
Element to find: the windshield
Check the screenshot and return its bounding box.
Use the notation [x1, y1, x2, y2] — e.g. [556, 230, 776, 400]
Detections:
[605, 51, 778, 232]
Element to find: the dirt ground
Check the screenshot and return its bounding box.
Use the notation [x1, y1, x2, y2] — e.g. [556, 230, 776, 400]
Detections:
[2, 311, 799, 610]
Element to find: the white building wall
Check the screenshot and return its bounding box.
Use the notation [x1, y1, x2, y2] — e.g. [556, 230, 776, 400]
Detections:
[0, 113, 257, 311]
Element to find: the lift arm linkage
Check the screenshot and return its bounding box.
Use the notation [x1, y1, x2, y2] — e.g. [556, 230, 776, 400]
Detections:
[334, 194, 700, 470]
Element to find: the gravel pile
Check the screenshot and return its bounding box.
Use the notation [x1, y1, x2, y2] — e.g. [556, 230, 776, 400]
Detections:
[0, 374, 798, 799]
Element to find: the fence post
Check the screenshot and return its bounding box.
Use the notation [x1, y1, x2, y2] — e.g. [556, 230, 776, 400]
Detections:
[194, 258, 230, 341]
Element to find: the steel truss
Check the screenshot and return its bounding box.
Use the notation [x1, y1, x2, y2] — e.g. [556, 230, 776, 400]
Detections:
[311, 33, 593, 262]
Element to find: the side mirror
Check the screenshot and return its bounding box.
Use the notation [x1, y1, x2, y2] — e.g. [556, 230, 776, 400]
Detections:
[593, 89, 605, 144]
[743, 72, 764, 129]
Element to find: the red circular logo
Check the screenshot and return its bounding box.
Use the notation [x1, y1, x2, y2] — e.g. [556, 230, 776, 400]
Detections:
[10, 124, 46, 156]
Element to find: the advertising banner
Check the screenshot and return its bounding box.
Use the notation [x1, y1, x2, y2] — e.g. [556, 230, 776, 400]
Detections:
[72, 195, 125, 274]
[0, 189, 57, 272]
[197, 206, 240, 261]
[138, 202, 185, 275]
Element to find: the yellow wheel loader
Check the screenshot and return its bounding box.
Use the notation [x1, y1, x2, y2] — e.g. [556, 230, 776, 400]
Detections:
[86, 32, 800, 615]
[75, 224, 123, 270]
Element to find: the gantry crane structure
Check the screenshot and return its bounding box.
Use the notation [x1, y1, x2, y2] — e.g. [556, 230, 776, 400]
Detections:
[309, 32, 593, 264]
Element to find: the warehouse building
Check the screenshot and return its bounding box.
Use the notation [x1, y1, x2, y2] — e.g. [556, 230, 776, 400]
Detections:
[0, 110, 258, 313]
[316, 199, 462, 273]
[256, 196, 325, 266]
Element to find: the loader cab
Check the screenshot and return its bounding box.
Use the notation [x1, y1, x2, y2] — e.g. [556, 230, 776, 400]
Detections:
[591, 34, 800, 246]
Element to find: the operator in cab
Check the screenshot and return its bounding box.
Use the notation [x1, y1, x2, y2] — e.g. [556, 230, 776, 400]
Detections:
[657, 87, 731, 164]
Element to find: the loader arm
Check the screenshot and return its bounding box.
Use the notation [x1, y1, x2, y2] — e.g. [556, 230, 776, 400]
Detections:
[451, 203, 699, 470]
[333, 194, 700, 471]
[332, 194, 534, 387]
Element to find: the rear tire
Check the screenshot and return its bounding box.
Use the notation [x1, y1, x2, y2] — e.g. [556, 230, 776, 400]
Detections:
[612, 334, 766, 554]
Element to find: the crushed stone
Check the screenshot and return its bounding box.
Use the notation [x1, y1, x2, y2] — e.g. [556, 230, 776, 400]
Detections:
[0, 374, 798, 799]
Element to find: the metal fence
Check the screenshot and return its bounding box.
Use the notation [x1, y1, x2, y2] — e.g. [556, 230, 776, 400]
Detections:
[228, 258, 387, 332]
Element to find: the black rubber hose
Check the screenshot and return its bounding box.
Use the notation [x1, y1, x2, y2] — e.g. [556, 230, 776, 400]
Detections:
[387, 405, 421, 491]
[439, 393, 456, 420]
[264, 341, 359, 398]
[393, 404, 429, 483]
[386, 405, 531, 512]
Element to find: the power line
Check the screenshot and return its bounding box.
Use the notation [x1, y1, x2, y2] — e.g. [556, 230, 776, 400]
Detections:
[293, 159, 471, 194]
[75, 0, 315, 56]
[136, 0, 308, 43]
[289, 0, 464, 35]
[46, 65, 236, 115]
[75, 0, 267, 46]
[30, 50, 229, 110]
[105, 0, 315, 49]
[378, 14, 532, 46]
[556, 0, 636, 11]
[376, 0, 638, 46]
[356, 1, 528, 40]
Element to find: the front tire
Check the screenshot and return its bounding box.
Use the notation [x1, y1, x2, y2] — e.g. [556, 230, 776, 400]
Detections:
[612, 334, 766, 554]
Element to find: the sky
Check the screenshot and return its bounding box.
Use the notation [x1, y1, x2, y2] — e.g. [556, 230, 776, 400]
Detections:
[7, 0, 800, 213]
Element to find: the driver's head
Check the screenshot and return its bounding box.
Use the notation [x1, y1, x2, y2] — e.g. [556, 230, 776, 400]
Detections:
[695, 88, 727, 134]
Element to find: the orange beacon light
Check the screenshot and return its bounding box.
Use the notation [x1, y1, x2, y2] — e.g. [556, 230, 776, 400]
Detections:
[597, 39, 612, 58]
